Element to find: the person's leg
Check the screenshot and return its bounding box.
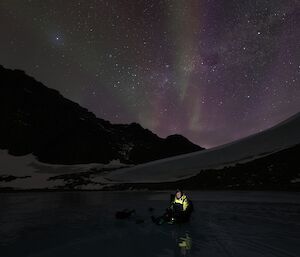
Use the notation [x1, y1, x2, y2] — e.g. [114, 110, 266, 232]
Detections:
[174, 211, 190, 223]
[162, 208, 173, 222]
[152, 208, 173, 224]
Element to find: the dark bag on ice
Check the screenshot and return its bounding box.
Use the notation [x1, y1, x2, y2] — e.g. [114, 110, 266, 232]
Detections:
[115, 209, 135, 219]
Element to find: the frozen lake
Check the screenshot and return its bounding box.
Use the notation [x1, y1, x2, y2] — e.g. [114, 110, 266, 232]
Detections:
[0, 191, 299, 257]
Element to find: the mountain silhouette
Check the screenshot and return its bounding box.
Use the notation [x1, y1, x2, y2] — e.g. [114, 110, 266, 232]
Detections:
[0, 65, 203, 165]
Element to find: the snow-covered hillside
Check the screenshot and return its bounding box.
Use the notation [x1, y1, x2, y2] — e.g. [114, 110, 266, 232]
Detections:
[0, 150, 129, 190]
[105, 112, 300, 183]
[1, 112, 299, 190]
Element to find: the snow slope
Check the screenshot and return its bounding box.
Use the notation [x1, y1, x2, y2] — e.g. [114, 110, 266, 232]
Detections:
[1, 112, 299, 190]
[105, 112, 300, 183]
[0, 150, 128, 189]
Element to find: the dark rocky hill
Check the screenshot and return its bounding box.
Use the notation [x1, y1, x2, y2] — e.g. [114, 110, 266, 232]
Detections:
[0, 65, 203, 164]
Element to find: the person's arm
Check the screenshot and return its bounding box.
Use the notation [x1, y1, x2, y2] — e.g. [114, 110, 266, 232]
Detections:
[169, 197, 176, 210]
[183, 198, 189, 211]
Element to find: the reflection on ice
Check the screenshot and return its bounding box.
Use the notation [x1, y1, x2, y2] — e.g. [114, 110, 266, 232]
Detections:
[177, 232, 192, 256]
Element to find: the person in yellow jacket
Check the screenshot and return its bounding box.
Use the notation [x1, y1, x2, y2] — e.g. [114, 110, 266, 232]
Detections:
[167, 189, 192, 223]
[171, 189, 190, 212]
[152, 189, 193, 225]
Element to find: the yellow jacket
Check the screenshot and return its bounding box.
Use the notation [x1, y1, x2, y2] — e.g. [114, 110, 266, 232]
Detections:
[172, 194, 189, 211]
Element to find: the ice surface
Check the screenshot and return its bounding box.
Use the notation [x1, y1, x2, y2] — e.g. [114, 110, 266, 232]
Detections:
[0, 191, 299, 257]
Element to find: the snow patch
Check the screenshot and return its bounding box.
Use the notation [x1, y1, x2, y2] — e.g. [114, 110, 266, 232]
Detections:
[0, 150, 129, 190]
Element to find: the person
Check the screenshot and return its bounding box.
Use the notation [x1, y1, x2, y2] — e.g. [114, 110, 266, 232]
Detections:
[168, 189, 193, 223]
[152, 189, 193, 224]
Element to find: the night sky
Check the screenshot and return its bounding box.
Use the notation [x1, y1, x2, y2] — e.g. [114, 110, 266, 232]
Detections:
[0, 0, 299, 148]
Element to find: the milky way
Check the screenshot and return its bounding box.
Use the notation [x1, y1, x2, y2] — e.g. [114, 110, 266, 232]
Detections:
[0, 0, 299, 147]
